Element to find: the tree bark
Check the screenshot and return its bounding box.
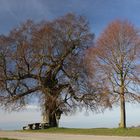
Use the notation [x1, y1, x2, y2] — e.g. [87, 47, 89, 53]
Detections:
[49, 112, 58, 127]
[43, 96, 58, 127]
[43, 109, 58, 127]
[119, 83, 126, 128]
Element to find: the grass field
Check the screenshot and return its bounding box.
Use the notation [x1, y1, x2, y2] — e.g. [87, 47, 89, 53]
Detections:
[22, 127, 140, 137]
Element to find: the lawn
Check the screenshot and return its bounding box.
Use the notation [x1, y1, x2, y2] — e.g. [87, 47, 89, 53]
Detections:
[22, 127, 140, 137]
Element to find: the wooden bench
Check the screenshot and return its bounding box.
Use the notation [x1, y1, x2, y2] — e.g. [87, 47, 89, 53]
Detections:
[23, 123, 50, 130]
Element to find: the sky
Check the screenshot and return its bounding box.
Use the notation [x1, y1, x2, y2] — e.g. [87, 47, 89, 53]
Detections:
[0, 0, 140, 130]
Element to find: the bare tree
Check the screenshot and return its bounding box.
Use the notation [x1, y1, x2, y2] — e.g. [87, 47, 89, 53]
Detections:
[0, 14, 95, 127]
[87, 20, 140, 128]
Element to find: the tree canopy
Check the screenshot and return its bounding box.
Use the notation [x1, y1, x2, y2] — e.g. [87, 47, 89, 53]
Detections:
[0, 13, 101, 127]
[1, 14, 139, 129]
[87, 20, 140, 128]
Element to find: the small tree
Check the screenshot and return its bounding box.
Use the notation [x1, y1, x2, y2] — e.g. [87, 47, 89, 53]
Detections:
[88, 20, 140, 128]
[0, 14, 95, 127]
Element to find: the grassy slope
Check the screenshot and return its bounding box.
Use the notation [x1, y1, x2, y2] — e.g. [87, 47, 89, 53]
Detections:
[22, 127, 140, 137]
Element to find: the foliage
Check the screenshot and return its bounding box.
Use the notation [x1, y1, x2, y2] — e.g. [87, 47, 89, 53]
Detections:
[0, 13, 101, 127]
[87, 20, 140, 128]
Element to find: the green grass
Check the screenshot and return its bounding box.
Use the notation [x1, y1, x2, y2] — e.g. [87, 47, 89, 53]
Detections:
[21, 127, 140, 137]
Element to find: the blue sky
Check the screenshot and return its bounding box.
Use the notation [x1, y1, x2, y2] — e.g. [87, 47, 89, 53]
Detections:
[1, 0, 140, 130]
[1, 0, 140, 35]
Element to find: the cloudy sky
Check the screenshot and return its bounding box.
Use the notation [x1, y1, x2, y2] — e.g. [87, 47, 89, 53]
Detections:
[1, 0, 140, 35]
[0, 0, 140, 130]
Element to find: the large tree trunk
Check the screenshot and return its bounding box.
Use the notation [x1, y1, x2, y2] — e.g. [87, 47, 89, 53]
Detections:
[119, 83, 126, 128]
[43, 109, 58, 127]
[49, 111, 58, 127]
[43, 96, 58, 127]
